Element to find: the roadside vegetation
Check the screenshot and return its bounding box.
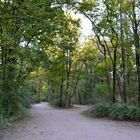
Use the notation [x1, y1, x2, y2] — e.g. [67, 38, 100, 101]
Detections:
[83, 103, 140, 121]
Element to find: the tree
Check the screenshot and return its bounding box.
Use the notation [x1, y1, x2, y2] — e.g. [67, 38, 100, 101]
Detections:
[0, 0, 80, 116]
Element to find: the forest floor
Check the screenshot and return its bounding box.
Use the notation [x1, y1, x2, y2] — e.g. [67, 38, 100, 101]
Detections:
[1, 102, 140, 140]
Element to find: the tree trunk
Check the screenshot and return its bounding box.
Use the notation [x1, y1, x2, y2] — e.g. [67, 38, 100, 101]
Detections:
[112, 48, 117, 103]
[65, 50, 72, 106]
[132, 0, 140, 106]
[59, 76, 64, 107]
[120, 0, 127, 103]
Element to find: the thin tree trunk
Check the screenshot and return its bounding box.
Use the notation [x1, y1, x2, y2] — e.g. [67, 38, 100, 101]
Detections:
[59, 75, 64, 107]
[112, 48, 117, 103]
[132, 0, 140, 106]
[65, 50, 72, 106]
[120, 0, 127, 103]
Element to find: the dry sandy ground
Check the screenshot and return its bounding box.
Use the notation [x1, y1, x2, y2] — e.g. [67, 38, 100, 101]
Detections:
[1, 102, 140, 140]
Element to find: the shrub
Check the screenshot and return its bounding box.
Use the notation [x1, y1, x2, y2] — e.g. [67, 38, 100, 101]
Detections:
[93, 103, 140, 121]
[132, 107, 140, 121]
[127, 105, 138, 120]
[135, 108, 140, 121]
[109, 104, 129, 120]
[109, 104, 140, 121]
[95, 103, 110, 117]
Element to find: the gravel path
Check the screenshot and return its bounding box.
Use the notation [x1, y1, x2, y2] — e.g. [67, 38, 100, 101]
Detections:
[1, 102, 140, 140]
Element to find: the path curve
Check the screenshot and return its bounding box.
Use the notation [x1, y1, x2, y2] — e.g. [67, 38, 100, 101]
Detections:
[2, 102, 140, 140]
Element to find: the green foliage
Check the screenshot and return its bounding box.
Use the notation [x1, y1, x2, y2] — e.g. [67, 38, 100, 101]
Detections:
[109, 104, 140, 121]
[17, 82, 33, 108]
[127, 105, 140, 121]
[94, 83, 110, 96]
[109, 104, 129, 120]
[0, 0, 81, 119]
[0, 81, 33, 127]
[95, 103, 110, 117]
[93, 103, 140, 121]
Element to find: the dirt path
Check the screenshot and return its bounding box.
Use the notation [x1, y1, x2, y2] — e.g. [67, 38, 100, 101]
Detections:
[1, 102, 140, 140]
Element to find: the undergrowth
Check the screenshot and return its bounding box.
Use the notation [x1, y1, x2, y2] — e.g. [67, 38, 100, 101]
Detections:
[85, 103, 140, 121]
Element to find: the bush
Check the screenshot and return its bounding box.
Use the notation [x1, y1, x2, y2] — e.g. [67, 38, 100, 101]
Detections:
[109, 104, 129, 120]
[135, 109, 140, 121]
[127, 105, 140, 121]
[93, 103, 140, 121]
[95, 103, 110, 117]
[127, 105, 137, 119]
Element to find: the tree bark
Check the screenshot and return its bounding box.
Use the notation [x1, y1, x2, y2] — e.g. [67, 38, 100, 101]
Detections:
[59, 75, 64, 107]
[112, 48, 117, 103]
[132, 0, 140, 106]
[120, 0, 127, 103]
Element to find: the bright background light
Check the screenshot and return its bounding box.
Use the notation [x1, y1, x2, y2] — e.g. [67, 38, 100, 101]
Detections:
[74, 13, 93, 43]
